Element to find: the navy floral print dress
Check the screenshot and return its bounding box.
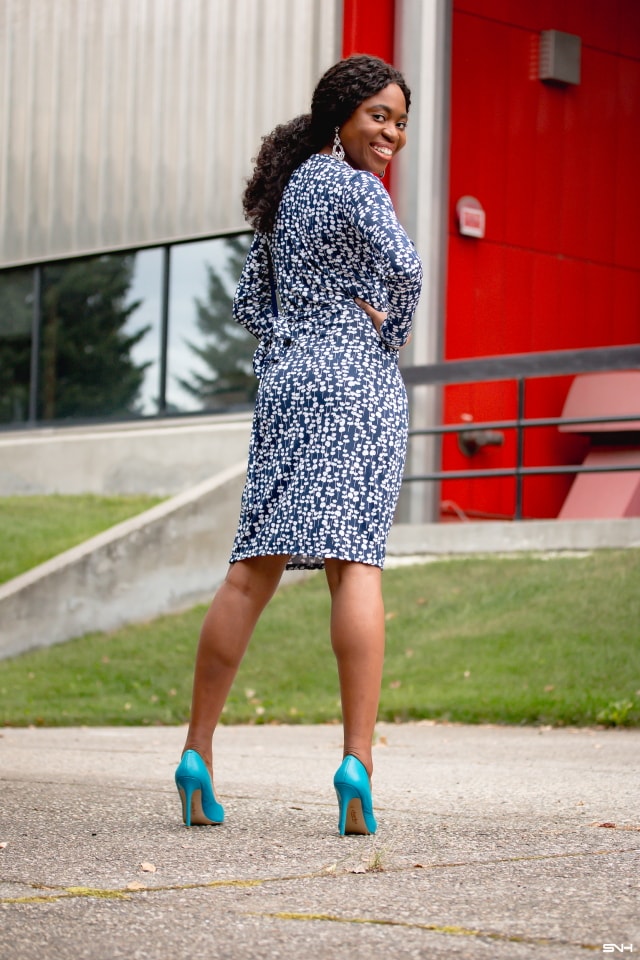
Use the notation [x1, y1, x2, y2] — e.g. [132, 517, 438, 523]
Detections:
[230, 153, 423, 570]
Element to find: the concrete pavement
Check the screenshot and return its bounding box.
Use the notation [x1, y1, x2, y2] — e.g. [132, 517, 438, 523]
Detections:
[1, 722, 638, 959]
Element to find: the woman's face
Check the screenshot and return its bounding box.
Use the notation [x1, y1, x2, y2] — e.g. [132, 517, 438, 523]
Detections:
[338, 82, 408, 176]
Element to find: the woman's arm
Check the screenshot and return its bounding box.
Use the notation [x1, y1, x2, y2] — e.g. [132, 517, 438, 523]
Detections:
[232, 232, 275, 342]
[343, 172, 422, 349]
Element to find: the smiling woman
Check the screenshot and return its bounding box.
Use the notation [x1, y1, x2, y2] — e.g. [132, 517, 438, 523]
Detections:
[174, 54, 423, 837]
[326, 84, 409, 177]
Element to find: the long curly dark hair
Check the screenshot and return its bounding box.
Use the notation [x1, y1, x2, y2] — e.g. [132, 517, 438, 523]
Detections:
[242, 55, 411, 234]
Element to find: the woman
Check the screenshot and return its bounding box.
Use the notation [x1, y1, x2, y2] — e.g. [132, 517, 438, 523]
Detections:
[175, 54, 422, 836]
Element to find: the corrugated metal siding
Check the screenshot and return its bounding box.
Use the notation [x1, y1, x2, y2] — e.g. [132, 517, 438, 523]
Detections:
[0, 0, 341, 267]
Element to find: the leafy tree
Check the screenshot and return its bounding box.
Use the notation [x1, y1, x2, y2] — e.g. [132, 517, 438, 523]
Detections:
[40, 255, 150, 420]
[178, 234, 257, 411]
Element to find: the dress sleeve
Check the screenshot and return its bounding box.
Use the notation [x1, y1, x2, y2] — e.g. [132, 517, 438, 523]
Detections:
[232, 231, 275, 342]
[342, 171, 423, 349]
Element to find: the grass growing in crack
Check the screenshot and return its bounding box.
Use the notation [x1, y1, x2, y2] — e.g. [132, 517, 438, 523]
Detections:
[366, 847, 386, 873]
[1, 550, 639, 728]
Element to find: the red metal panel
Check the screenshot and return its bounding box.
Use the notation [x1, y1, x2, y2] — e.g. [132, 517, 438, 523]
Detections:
[615, 56, 640, 271]
[613, 270, 640, 344]
[444, 1, 640, 520]
[618, 0, 640, 59]
[560, 48, 618, 265]
[342, 0, 395, 61]
[441, 379, 519, 520]
[341, 0, 398, 193]
[455, 0, 639, 56]
[529, 254, 566, 352]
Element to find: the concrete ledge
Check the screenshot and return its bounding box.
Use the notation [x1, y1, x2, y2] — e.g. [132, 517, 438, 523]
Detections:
[387, 517, 640, 556]
[0, 414, 252, 495]
[3, 496, 638, 661]
[0, 462, 247, 660]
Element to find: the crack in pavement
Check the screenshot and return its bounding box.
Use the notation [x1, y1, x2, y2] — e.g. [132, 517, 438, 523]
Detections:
[1, 842, 637, 905]
[249, 911, 602, 952]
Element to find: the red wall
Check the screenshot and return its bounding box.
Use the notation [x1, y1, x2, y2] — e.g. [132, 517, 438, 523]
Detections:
[341, 0, 395, 61]
[442, 0, 640, 519]
[341, 0, 397, 191]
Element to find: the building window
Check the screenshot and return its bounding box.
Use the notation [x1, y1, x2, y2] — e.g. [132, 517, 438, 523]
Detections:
[0, 231, 257, 428]
[38, 254, 151, 422]
[126, 247, 164, 416]
[167, 233, 255, 414]
[0, 268, 34, 425]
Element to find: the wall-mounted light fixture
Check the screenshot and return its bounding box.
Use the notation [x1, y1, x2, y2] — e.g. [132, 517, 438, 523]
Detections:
[539, 30, 581, 85]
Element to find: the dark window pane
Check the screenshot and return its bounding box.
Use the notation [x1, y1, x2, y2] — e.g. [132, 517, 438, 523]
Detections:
[0, 268, 33, 424]
[167, 233, 256, 414]
[40, 254, 152, 421]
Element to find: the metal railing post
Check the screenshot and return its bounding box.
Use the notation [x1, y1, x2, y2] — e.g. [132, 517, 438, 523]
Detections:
[158, 246, 171, 415]
[514, 377, 525, 520]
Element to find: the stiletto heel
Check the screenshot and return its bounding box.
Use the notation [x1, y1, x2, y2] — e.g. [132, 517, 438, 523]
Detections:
[175, 750, 224, 826]
[333, 755, 377, 836]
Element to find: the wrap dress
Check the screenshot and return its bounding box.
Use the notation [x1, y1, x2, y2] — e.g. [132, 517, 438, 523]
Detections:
[229, 152, 423, 570]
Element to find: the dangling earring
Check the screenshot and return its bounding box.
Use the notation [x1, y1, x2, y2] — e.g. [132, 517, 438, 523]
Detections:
[380, 168, 385, 179]
[332, 126, 345, 162]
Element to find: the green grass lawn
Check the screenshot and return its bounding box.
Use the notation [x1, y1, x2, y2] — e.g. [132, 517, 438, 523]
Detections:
[1, 549, 638, 728]
[0, 494, 165, 585]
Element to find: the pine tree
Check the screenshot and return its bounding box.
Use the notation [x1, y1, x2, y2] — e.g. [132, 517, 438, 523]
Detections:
[40, 255, 150, 420]
[0, 270, 33, 423]
[178, 234, 257, 411]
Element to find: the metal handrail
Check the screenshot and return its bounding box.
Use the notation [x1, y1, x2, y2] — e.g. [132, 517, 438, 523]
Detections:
[401, 344, 640, 519]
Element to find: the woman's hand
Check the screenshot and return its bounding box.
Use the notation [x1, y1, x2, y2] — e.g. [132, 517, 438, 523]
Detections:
[354, 297, 387, 335]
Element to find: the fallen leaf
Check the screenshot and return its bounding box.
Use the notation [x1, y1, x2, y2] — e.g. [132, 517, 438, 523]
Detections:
[0, 842, 7, 849]
[389, 680, 401, 689]
[350, 864, 367, 874]
[597, 822, 616, 829]
[140, 862, 157, 873]
[384, 611, 398, 621]
[544, 685, 555, 692]
[127, 881, 146, 890]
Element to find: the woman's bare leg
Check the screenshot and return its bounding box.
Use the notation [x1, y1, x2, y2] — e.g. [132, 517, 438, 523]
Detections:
[182, 555, 289, 774]
[325, 559, 385, 778]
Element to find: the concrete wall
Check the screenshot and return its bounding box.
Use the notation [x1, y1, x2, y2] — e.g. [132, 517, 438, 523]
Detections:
[387, 517, 640, 557]
[0, 463, 248, 659]
[0, 415, 252, 495]
[2, 414, 639, 661]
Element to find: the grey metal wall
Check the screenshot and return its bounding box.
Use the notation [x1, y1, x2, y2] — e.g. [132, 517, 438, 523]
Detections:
[0, 0, 341, 268]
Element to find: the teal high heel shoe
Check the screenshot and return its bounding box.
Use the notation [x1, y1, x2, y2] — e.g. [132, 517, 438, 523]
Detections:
[333, 755, 377, 836]
[175, 750, 224, 826]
